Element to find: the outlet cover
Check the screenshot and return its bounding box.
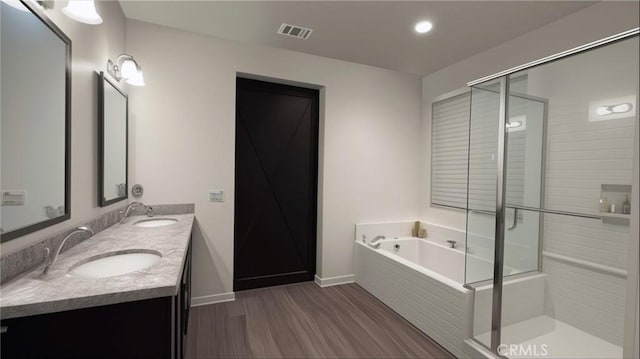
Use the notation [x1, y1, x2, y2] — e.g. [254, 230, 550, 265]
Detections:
[208, 190, 224, 202]
[2, 190, 26, 206]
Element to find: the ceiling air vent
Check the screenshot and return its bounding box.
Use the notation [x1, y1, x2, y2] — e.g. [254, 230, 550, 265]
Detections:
[277, 23, 313, 40]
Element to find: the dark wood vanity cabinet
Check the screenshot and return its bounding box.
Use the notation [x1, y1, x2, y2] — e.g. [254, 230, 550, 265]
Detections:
[0, 241, 192, 359]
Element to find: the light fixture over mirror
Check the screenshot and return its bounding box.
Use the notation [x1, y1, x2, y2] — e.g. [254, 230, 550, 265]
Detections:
[62, 0, 102, 25]
[107, 54, 146, 87]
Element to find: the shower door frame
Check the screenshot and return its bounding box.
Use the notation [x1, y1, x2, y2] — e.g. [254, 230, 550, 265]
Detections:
[466, 27, 640, 356]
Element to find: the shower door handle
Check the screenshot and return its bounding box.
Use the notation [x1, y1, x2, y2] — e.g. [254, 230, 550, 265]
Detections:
[508, 208, 518, 231]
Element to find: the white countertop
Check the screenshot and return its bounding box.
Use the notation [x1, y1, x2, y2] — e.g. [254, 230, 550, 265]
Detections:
[0, 214, 194, 320]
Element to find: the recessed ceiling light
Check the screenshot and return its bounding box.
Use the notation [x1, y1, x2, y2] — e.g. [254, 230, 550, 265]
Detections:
[415, 21, 433, 34]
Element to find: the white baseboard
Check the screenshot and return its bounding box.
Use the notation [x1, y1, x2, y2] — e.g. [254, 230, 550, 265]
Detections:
[314, 274, 355, 288]
[191, 292, 235, 307]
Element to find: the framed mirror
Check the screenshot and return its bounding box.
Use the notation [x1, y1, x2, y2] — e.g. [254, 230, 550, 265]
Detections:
[97, 71, 128, 207]
[1, 0, 71, 242]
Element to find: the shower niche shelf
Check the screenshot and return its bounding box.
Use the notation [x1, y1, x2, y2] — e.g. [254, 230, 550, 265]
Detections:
[600, 184, 631, 225]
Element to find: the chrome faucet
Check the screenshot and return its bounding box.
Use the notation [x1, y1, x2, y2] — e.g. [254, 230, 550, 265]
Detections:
[368, 235, 386, 249]
[42, 226, 94, 275]
[119, 202, 153, 224]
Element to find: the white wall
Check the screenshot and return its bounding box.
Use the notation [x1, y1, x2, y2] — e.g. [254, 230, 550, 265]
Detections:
[126, 19, 422, 298]
[421, 1, 640, 228]
[1, 1, 127, 255]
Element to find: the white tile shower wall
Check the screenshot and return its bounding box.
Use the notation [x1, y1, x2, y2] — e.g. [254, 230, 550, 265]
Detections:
[543, 258, 627, 346]
[527, 37, 638, 346]
[127, 20, 422, 298]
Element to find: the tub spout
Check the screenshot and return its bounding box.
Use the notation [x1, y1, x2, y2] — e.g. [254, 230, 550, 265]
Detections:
[368, 235, 385, 249]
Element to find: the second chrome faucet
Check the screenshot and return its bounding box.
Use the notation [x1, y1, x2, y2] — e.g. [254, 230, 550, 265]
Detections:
[119, 202, 154, 224]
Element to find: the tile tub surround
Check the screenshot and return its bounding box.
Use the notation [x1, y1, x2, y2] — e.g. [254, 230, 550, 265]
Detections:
[0, 214, 194, 320]
[354, 240, 475, 358]
[0, 203, 195, 284]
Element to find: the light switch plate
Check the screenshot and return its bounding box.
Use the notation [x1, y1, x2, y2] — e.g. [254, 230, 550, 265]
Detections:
[208, 190, 224, 202]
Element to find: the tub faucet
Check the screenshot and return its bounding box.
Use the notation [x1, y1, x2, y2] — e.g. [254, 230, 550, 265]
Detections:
[120, 202, 153, 224]
[446, 240, 457, 249]
[368, 235, 386, 249]
[42, 226, 94, 275]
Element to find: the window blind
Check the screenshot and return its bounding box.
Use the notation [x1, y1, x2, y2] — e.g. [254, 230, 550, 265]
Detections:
[431, 92, 471, 209]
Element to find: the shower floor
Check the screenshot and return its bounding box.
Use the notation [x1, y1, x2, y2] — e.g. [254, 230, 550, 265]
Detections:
[476, 315, 622, 358]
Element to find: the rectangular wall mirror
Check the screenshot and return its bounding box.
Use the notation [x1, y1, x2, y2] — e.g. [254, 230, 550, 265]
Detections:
[1, 0, 71, 242]
[97, 72, 128, 207]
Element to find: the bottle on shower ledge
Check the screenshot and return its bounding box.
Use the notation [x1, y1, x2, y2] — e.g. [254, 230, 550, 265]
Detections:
[623, 195, 631, 215]
[600, 196, 610, 213]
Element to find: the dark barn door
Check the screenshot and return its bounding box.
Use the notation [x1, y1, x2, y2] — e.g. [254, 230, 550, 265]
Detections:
[234, 78, 319, 291]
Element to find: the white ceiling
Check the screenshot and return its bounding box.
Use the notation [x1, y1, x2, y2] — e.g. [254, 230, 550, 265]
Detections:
[120, 1, 596, 76]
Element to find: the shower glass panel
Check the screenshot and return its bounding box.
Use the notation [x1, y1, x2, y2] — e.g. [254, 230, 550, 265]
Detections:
[503, 84, 546, 276]
[465, 75, 548, 350]
[496, 36, 638, 359]
[465, 80, 501, 285]
[465, 79, 501, 349]
[466, 31, 638, 358]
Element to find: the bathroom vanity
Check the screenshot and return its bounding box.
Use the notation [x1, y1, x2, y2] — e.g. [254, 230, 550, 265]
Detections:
[0, 214, 194, 359]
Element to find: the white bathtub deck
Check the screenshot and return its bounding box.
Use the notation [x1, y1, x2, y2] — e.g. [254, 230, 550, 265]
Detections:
[475, 315, 622, 358]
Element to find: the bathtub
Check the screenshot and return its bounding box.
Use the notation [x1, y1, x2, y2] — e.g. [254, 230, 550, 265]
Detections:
[355, 236, 545, 358]
[355, 237, 475, 358]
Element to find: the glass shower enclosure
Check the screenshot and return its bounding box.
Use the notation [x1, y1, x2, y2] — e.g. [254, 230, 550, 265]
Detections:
[464, 29, 639, 358]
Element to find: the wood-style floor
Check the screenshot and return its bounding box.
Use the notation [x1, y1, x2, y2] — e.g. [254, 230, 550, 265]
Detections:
[185, 282, 453, 358]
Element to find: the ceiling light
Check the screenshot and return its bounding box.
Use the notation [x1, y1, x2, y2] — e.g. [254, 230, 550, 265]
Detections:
[415, 21, 433, 34]
[62, 0, 103, 25]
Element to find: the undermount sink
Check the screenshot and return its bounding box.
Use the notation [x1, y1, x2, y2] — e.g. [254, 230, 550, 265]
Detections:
[67, 249, 162, 279]
[133, 218, 178, 228]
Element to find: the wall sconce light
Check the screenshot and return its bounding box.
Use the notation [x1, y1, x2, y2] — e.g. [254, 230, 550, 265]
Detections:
[506, 115, 527, 132]
[107, 54, 146, 87]
[62, 0, 102, 25]
[589, 95, 636, 122]
[596, 103, 633, 116]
